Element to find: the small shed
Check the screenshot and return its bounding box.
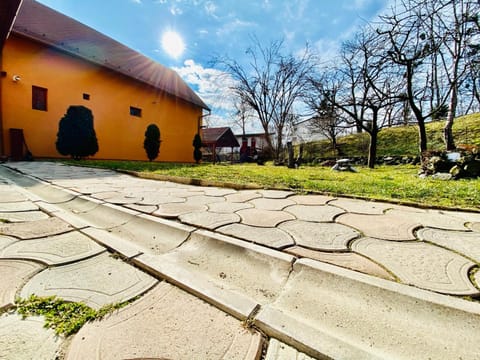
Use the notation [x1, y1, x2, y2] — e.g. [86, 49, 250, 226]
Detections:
[200, 127, 239, 163]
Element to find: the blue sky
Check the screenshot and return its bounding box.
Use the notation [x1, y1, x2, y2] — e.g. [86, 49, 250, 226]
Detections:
[37, 0, 390, 130]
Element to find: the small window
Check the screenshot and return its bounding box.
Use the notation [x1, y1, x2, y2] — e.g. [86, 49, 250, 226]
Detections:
[32, 86, 47, 111]
[83, 93, 90, 100]
[130, 106, 142, 117]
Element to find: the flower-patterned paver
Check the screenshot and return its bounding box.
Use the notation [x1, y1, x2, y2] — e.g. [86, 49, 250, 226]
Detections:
[134, 193, 185, 205]
[289, 194, 334, 205]
[387, 209, 470, 231]
[207, 201, 252, 213]
[0, 201, 38, 212]
[0, 236, 16, 251]
[285, 246, 395, 280]
[0, 211, 49, 223]
[0, 314, 63, 360]
[329, 198, 393, 215]
[153, 203, 207, 218]
[248, 197, 295, 211]
[0, 217, 73, 239]
[124, 203, 158, 214]
[279, 220, 359, 251]
[179, 211, 240, 230]
[203, 187, 237, 197]
[471, 222, 480, 232]
[336, 213, 420, 241]
[0, 190, 28, 202]
[0, 259, 44, 309]
[265, 338, 315, 360]
[184, 195, 226, 206]
[66, 282, 263, 360]
[417, 228, 480, 263]
[284, 205, 345, 222]
[20, 252, 158, 309]
[257, 189, 294, 199]
[218, 223, 294, 249]
[224, 190, 262, 203]
[0, 231, 106, 265]
[237, 208, 295, 227]
[351, 237, 479, 295]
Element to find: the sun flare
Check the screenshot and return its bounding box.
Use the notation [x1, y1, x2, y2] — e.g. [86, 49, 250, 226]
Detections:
[161, 30, 185, 59]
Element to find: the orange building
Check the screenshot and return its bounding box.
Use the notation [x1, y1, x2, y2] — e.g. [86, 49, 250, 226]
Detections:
[0, 0, 209, 162]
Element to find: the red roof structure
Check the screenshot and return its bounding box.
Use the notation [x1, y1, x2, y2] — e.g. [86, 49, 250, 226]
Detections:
[7, 0, 209, 110]
[200, 127, 239, 163]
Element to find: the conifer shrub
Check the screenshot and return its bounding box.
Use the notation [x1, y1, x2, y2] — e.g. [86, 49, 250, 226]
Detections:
[193, 133, 202, 163]
[143, 124, 161, 161]
[56, 106, 98, 160]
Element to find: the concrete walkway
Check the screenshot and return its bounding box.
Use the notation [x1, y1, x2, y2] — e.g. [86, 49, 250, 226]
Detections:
[0, 161, 479, 359]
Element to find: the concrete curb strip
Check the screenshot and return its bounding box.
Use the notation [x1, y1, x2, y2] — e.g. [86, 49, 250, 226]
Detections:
[256, 258, 480, 359]
[133, 253, 258, 320]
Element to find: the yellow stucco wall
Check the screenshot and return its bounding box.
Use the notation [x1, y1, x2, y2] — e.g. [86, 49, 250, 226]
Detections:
[1, 34, 203, 162]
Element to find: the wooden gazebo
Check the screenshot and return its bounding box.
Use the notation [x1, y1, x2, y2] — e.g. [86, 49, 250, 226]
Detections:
[200, 127, 239, 163]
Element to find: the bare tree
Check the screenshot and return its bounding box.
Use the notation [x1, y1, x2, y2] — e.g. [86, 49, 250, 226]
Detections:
[216, 38, 315, 160]
[379, 0, 448, 154]
[311, 30, 403, 168]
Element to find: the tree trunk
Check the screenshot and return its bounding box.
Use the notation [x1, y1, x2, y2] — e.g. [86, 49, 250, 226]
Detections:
[367, 113, 378, 169]
[287, 141, 294, 168]
[418, 120, 428, 154]
[444, 86, 457, 151]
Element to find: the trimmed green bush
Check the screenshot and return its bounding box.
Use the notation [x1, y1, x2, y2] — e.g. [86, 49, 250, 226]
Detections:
[143, 124, 161, 161]
[193, 133, 202, 163]
[56, 106, 98, 160]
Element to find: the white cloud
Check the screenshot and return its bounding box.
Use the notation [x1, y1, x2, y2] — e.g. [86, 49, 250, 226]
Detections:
[343, 0, 372, 11]
[131, 0, 142, 3]
[174, 59, 236, 110]
[204, 1, 217, 17]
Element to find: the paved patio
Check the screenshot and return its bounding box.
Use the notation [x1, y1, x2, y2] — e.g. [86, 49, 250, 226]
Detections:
[0, 161, 479, 359]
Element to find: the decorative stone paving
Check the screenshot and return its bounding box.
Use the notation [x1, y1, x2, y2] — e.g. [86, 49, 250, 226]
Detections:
[284, 246, 395, 280]
[0, 231, 106, 265]
[417, 228, 480, 263]
[66, 282, 263, 360]
[0, 201, 38, 212]
[265, 338, 315, 360]
[0, 314, 63, 360]
[0, 210, 49, 222]
[0, 260, 44, 308]
[202, 187, 237, 197]
[284, 205, 344, 222]
[0, 236, 16, 251]
[351, 237, 479, 295]
[289, 194, 334, 205]
[207, 201, 252, 213]
[179, 211, 240, 229]
[248, 197, 295, 211]
[279, 220, 359, 251]
[257, 189, 294, 199]
[336, 213, 419, 241]
[474, 269, 480, 289]
[0, 217, 73, 239]
[237, 208, 295, 227]
[20, 253, 158, 309]
[329, 198, 392, 214]
[134, 193, 185, 205]
[388, 209, 469, 231]
[154, 202, 208, 218]
[218, 223, 295, 249]
[0, 191, 28, 202]
[124, 203, 158, 213]
[224, 190, 262, 203]
[472, 222, 480, 232]
[184, 195, 226, 206]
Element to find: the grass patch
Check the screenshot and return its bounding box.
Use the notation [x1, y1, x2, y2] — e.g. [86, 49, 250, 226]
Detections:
[15, 295, 132, 336]
[60, 160, 480, 210]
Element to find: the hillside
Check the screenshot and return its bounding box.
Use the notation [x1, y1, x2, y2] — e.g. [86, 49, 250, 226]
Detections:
[303, 113, 480, 160]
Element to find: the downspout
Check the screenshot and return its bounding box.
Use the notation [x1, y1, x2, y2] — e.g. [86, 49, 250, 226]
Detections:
[197, 109, 211, 133]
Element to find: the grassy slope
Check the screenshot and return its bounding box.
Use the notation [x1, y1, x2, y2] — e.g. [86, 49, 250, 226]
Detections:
[304, 113, 480, 158]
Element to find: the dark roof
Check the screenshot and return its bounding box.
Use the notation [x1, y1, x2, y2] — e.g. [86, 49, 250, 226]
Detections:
[0, 0, 22, 48]
[201, 127, 240, 148]
[10, 0, 209, 110]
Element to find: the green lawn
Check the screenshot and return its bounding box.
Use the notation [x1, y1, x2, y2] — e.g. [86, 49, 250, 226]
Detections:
[61, 160, 480, 211]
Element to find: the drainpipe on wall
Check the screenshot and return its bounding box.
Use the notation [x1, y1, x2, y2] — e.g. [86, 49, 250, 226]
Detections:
[197, 109, 211, 134]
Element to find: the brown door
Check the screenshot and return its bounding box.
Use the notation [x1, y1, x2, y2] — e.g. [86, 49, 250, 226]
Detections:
[9, 128, 24, 161]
